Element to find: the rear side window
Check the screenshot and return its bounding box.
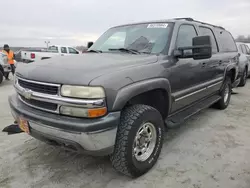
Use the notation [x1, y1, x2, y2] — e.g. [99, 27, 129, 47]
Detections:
[215, 30, 237, 52]
[48, 46, 59, 53]
[245, 45, 250, 54]
[199, 27, 218, 53]
[176, 25, 197, 48]
[241, 44, 248, 54]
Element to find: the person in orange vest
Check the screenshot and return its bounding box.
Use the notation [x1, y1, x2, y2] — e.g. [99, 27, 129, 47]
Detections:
[2, 44, 15, 80]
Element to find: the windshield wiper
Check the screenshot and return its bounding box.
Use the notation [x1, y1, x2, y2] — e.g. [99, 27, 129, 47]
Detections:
[108, 48, 140, 54]
[87, 49, 102, 53]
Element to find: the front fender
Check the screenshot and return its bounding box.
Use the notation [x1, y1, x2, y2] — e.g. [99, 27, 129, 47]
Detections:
[111, 78, 171, 112]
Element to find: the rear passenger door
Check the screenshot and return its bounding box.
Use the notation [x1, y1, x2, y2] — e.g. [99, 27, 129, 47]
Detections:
[214, 29, 239, 82]
[198, 26, 222, 84]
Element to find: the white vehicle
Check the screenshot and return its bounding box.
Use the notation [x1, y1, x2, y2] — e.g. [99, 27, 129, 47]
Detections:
[21, 45, 81, 63]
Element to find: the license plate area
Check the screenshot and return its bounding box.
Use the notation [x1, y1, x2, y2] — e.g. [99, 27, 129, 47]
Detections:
[18, 118, 30, 134]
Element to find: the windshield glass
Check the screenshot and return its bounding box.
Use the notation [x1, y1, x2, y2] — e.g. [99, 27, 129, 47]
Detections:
[89, 23, 172, 54]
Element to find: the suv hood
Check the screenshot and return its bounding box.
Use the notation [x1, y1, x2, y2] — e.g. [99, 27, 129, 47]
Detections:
[16, 53, 158, 85]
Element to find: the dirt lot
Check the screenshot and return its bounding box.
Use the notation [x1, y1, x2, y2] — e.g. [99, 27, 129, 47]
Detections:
[0, 78, 250, 188]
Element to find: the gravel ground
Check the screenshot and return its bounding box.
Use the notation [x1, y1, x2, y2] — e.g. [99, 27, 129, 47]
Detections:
[0, 78, 250, 188]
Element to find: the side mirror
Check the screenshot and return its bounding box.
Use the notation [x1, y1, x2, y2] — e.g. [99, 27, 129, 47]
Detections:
[174, 35, 212, 60]
[87, 42, 94, 49]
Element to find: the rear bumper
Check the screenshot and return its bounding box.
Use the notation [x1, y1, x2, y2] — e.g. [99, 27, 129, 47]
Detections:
[9, 94, 120, 156]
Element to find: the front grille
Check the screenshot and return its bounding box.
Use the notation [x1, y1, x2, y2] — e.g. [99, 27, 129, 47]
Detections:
[20, 96, 58, 111]
[18, 79, 59, 95]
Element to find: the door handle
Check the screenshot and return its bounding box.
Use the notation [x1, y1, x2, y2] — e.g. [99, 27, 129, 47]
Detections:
[218, 60, 222, 65]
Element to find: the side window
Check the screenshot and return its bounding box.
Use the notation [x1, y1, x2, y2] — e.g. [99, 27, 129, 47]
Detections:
[199, 26, 218, 53]
[245, 45, 250, 54]
[61, 47, 68, 54]
[216, 30, 237, 52]
[176, 25, 197, 48]
[68, 48, 79, 54]
[241, 44, 247, 54]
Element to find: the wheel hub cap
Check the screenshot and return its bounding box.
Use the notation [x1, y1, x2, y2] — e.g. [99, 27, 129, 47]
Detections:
[133, 122, 157, 162]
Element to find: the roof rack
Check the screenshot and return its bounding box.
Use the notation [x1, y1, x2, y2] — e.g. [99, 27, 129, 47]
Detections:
[173, 17, 225, 30]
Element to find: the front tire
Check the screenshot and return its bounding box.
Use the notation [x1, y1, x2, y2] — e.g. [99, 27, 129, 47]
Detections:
[238, 68, 247, 87]
[215, 76, 232, 110]
[111, 104, 164, 178]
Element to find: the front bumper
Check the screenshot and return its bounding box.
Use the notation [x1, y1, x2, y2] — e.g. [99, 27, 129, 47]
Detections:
[9, 94, 120, 156]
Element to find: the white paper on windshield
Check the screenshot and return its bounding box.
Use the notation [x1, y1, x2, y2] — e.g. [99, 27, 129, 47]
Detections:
[147, 23, 168, 28]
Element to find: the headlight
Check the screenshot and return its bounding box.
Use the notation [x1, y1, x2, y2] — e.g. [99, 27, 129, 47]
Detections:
[60, 106, 107, 118]
[61, 85, 105, 99]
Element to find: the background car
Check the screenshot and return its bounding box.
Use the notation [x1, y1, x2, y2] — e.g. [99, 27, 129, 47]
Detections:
[236, 42, 250, 87]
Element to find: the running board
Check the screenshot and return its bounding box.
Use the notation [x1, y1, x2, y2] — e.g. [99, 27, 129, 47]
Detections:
[165, 95, 221, 128]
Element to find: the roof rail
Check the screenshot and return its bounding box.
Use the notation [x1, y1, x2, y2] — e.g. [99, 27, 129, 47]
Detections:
[173, 17, 225, 30]
[174, 17, 194, 21]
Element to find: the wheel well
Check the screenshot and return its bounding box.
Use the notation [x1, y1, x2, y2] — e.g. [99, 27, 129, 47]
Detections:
[125, 89, 169, 119]
[226, 68, 236, 83]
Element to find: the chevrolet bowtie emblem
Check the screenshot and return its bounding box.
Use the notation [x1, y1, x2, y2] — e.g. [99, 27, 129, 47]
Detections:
[22, 89, 32, 100]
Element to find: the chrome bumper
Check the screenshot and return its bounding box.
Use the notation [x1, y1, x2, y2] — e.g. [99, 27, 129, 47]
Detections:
[9, 94, 120, 156]
[29, 120, 117, 155]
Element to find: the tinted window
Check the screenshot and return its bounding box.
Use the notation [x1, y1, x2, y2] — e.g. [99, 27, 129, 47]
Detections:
[215, 30, 237, 52]
[61, 47, 67, 54]
[176, 25, 197, 48]
[241, 44, 247, 54]
[199, 27, 218, 53]
[68, 48, 79, 54]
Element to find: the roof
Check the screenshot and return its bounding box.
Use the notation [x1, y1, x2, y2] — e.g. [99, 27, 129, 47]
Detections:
[112, 17, 225, 30]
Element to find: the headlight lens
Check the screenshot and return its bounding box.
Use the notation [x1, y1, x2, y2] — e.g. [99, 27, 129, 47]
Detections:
[61, 85, 105, 99]
[60, 106, 107, 118]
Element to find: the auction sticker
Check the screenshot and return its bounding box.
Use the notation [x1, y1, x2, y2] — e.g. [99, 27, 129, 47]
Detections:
[147, 23, 168, 28]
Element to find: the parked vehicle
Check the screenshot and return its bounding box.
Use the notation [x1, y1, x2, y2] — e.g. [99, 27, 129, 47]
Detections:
[0, 52, 11, 84]
[21, 45, 80, 63]
[9, 18, 239, 177]
[236, 42, 250, 87]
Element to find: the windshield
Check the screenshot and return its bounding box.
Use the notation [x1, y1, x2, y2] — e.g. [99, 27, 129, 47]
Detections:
[89, 23, 172, 54]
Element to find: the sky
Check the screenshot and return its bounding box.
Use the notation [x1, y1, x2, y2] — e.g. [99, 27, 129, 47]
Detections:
[0, 0, 249, 47]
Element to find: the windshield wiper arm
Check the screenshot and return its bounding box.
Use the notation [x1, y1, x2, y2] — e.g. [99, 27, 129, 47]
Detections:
[108, 48, 140, 54]
[87, 49, 102, 53]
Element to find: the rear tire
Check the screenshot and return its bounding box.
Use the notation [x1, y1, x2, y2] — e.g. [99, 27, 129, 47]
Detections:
[111, 104, 164, 178]
[214, 76, 232, 110]
[238, 68, 247, 87]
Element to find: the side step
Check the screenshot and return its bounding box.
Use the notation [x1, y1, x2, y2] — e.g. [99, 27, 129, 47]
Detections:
[165, 95, 221, 128]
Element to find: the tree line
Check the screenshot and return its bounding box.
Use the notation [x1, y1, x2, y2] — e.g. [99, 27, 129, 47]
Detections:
[235, 35, 250, 43]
